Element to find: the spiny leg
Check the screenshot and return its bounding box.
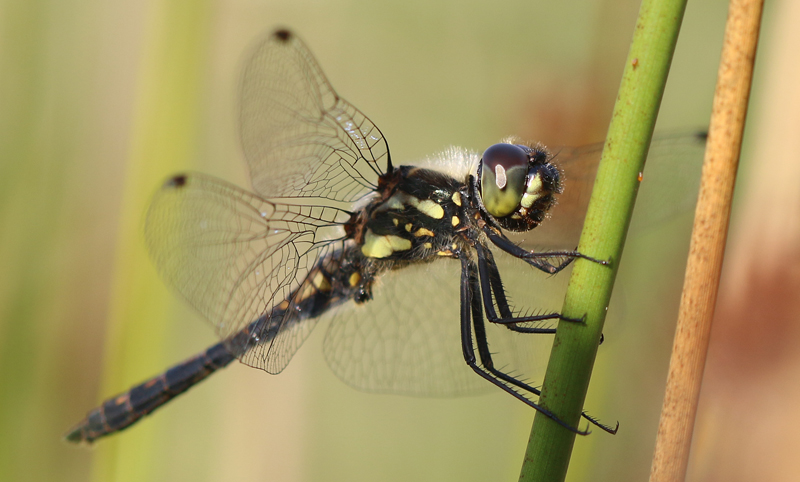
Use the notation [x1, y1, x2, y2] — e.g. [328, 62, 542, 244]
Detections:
[458, 254, 590, 435]
[473, 245, 618, 434]
[475, 243, 583, 330]
[483, 229, 609, 274]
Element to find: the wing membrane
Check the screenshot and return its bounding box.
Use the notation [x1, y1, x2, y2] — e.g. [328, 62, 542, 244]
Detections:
[145, 173, 348, 373]
[322, 249, 567, 397]
[239, 30, 390, 203]
[514, 132, 706, 249]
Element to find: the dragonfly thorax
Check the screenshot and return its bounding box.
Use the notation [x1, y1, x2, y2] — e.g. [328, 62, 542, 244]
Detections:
[355, 166, 469, 261]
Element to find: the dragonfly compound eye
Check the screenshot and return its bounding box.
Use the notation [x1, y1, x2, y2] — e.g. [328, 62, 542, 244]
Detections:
[479, 143, 529, 218]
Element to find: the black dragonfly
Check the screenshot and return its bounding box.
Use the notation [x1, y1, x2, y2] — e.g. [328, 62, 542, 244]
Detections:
[66, 29, 703, 443]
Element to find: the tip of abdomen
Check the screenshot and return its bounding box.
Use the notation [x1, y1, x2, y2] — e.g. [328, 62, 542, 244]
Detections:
[63, 422, 92, 444]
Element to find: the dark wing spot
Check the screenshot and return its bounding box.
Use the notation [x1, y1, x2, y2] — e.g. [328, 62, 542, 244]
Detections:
[274, 29, 291, 42]
[167, 174, 187, 188]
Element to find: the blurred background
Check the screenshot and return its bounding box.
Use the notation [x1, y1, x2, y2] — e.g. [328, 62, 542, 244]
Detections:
[0, 0, 796, 481]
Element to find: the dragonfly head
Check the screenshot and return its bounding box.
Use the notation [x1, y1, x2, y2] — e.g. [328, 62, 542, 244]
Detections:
[477, 141, 561, 232]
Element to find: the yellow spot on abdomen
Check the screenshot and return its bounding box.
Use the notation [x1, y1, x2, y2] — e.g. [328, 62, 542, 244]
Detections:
[294, 281, 317, 302]
[311, 271, 332, 292]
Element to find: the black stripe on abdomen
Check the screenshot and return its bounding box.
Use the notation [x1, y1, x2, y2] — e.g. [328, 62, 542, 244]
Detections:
[65, 342, 235, 444]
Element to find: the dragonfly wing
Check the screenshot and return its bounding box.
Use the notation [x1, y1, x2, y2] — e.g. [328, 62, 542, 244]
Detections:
[513, 132, 706, 250]
[145, 172, 348, 374]
[322, 250, 565, 397]
[239, 29, 390, 204]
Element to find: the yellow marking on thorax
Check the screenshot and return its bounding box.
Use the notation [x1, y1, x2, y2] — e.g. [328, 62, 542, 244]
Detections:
[451, 216, 460, 227]
[361, 229, 412, 258]
[413, 227, 434, 237]
[451, 191, 462, 206]
[415, 199, 444, 219]
[387, 235, 412, 251]
[349, 272, 361, 287]
[385, 192, 445, 219]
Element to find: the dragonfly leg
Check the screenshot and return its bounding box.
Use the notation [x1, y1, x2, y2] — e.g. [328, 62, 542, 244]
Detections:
[470, 248, 618, 434]
[484, 229, 609, 274]
[458, 255, 591, 435]
[474, 243, 582, 330]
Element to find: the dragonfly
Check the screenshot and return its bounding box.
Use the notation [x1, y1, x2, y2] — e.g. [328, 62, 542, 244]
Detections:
[66, 29, 704, 443]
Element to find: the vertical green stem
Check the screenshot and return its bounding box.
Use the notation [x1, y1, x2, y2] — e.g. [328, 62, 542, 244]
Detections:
[0, 4, 67, 481]
[519, 0, 688, 480]
[91, 2, 213, 482]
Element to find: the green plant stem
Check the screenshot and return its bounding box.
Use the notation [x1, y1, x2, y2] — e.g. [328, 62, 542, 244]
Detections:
[91, 3, 213, 482]
[519, 0, 689, 480]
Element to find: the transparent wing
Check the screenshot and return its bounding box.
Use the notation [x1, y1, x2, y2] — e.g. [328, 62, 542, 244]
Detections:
[145, 173, 348, 374]
[322, 248, 568, 397]
[514, 131, 707, 249]
[239, 29, 390, 203]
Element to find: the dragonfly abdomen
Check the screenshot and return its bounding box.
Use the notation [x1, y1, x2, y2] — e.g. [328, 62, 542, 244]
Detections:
[65, 342, 235, 444]
[65, 251, 368, 444]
